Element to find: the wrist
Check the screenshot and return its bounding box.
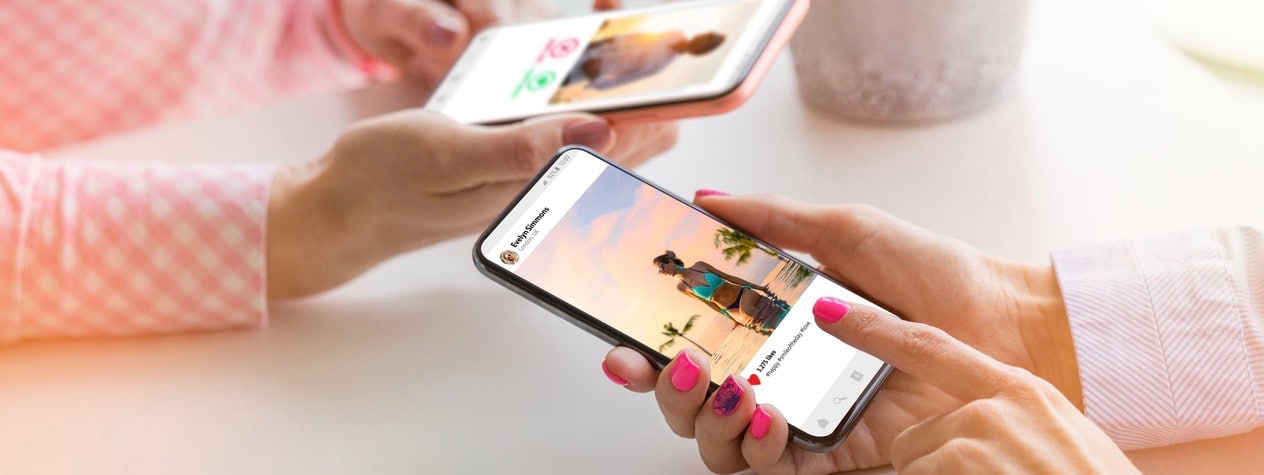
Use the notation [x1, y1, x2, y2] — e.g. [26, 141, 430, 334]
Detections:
[1009, 260, 1084, 409]
[267, 158, 364, 298]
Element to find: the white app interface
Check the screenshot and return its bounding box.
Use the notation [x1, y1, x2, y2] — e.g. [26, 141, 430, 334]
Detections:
[482, 150, 888, 437]
[428, 0, 770, 123]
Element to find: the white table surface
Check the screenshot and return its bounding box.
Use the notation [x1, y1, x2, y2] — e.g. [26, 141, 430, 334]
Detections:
[4, 0, 1262, 473]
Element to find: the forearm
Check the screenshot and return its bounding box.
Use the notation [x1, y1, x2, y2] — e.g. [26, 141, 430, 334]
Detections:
[1128, 426, 1264, 475]
[1, 151, 272, 344]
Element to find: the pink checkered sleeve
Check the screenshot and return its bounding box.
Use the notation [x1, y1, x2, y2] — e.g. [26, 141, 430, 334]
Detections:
[1052, 227, 1264, 450]
[0, 150, 273, 344]
[0, 0, 370, 152]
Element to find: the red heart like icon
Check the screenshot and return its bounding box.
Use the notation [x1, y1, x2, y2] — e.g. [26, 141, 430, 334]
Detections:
[747, 374, 762, 386]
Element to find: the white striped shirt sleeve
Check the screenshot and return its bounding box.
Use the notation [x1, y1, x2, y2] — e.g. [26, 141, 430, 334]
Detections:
[1052, 226, 1264, 450]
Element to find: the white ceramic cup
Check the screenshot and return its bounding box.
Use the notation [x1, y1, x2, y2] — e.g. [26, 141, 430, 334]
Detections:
[789, 0, 1031, 123]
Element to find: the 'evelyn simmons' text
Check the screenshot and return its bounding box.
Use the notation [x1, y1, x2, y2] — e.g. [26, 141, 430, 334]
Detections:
[511, 207, 550, 248]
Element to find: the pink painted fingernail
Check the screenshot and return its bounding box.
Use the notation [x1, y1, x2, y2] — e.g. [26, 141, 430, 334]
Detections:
[750, 405, 771, 439]
[601, 361, 630, 387]
[713, 375, 744, 415]
[813, 297, 851, 323]
[425, 16, 462, 47]
[670, 352, 700, 392]
[694, 189, 731, 200]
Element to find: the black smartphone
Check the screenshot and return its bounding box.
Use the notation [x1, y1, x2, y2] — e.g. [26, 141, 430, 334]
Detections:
[473, 147, 893, 452]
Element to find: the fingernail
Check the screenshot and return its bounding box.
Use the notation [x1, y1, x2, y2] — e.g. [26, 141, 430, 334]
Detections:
[694, 189, 730, 200]
[601, 361, 630, 387]
[562, 119, 614, 152]
[425, 17, 462, 48]
[813, 297, 851, 323]
[713, 375, 744, 415]
[670, 351, 700, 392]
[750, 405, 771, 439]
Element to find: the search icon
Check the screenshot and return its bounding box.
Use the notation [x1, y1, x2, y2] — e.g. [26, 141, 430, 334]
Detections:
[832, 396, 848, 404]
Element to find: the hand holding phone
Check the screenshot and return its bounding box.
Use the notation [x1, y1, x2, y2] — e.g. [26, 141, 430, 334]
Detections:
[474, 148, 893, 451]
[427, 0, 808, 124]
[605, 193, 1084, 472]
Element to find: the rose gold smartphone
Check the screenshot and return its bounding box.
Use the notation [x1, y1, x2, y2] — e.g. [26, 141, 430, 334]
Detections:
[425, 0, 808, 125]
[473, 147, 894, 452]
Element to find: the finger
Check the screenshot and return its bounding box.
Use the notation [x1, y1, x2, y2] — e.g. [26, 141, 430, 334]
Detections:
[391, 0, 470, 59]
[694, 375, 756, 474]
[602, 346, 659, 393]
[605, 121, 679, 169]
[890, 410, 954, 470]
[694, 195, 979, 317]
[592, 0, 621, 11]
[453, 0, 514, 32]
[811, 298, 1014, 401]
[654, 349, 711, 439]
[460, 113, 615, 185]
[740, 404, 797, 475]
[897, 437, 986, 475]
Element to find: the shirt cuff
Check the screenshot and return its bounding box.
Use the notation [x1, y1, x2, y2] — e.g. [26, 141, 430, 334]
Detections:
[1053, 227, 1264, 450]
[11, 159, 275, 341]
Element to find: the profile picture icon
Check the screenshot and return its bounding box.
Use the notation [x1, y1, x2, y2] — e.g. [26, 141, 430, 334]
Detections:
[500, 250, 520, 265]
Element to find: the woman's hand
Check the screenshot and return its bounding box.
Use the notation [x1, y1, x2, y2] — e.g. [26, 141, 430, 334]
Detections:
[812, 301, 1137, 474]
[266, 110, 677, 298]
[602, 194, 1082, 472]
[338, 0, 605, 87]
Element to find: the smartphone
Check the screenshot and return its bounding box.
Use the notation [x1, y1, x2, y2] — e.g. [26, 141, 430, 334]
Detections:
[425, 0, 808, 124]
[473, 147, 894, 452]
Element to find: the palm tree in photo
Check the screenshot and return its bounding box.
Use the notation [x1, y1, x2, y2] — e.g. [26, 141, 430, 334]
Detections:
[659, 314, 713, 357]
[713, 228, 776, 266]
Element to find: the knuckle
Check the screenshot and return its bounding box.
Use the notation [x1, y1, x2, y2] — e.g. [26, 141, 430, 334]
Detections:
[822, 204, 882, 254]
[897, 324, 950, 361]
[994, 367, 1045, 399]
[847, 306, 886, 345]
[943, 437, 986, 459]
[961, 398, 1006, 423]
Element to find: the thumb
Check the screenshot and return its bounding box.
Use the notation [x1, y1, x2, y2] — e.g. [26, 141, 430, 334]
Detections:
[468, 113, 616, 183]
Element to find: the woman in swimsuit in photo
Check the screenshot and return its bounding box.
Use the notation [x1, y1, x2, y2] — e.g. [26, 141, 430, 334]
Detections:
[652, 250, 788, 333]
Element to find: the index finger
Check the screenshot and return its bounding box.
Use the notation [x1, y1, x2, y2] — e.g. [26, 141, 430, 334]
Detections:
[811, 298, 1015, 401]
[452, 0, 513, 32]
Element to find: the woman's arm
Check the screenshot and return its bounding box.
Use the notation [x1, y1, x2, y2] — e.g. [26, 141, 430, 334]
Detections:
[1, 109, 674, 344]
[0, 150, 272, 344]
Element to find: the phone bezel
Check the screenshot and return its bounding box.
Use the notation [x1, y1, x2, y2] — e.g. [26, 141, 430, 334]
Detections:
[428, 0, 805, 125]
[472, 146, 895, 452]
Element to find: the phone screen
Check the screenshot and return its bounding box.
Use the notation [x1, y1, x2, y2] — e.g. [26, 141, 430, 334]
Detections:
[427, 0, 788, 124]
[477, 149, 890, 440]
